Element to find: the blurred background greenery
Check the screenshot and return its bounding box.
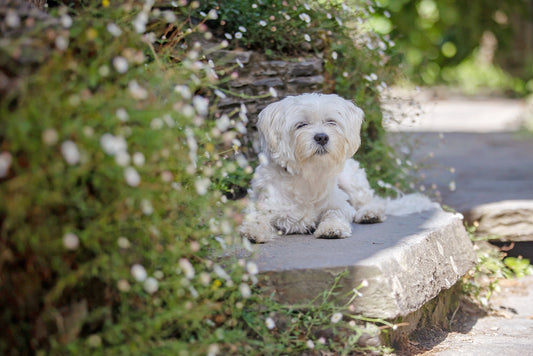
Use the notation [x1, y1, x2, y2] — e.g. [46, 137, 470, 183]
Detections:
[371, 0, 533, 95]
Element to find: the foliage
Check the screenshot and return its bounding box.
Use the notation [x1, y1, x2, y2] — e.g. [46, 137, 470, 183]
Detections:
[239, 272, 396, 355]
[0, 2, 252, 354]
[462, 226, 533, 307]
[0, 1, 409, 355]
[366, 0, 531, 94]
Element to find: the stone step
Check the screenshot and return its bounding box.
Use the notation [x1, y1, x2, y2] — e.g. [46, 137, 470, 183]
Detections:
[238, 208, 475, 320]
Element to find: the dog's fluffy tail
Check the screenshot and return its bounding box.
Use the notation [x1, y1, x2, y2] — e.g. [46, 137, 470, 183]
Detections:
[382, 193, 441, 216]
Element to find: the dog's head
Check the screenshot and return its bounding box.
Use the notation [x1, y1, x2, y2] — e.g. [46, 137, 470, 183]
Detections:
[257, 93, 364, 174]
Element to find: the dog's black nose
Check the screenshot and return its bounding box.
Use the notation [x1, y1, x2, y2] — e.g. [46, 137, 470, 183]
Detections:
[314, 133, 329, 146]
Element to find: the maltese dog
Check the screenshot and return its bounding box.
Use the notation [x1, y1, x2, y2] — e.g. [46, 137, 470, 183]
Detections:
[240, 93, 437, 243]
[240, 93, 388, 243]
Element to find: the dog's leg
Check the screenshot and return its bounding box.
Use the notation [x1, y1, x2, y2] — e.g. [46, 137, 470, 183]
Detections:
[314, 209, 353, 239]
[239, 206, 280, 243]
[338, 159, 385, 223]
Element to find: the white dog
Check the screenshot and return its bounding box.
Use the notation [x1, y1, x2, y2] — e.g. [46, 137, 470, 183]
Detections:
[240, 93, 389, 243]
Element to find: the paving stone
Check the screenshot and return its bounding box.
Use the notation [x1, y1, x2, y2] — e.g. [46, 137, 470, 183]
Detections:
[241, 208, 475, 319]
[466, 200, 533, 241]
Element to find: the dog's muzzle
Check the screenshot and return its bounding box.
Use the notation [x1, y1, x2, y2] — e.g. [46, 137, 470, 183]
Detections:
[313, 133, 329, 155]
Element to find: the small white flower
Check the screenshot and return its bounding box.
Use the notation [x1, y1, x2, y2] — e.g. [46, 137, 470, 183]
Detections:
[207, 9, 218, 19]
[239, 283, 252, 298]
[143, 277, 159, 294]
[174, 85, 192, 99]
[132, 152, 145, 166]
[116, 108, 129, 122]
[252, 3, 258, 9]
[63, 233, 79, 250]
[332, 51, 338, 60]
[161, 170, 173, 182]
[179, 258, 195, 279]
[306, 340, 315, 349]
[98, 65, 110, 77]
[361, 279, 369, 287]
[140, 199, 153, 215]
[100, 134, 127, 156]
[124, 167, 141, 187]
[258, 20, 267, 26]
[117, 279, 131, 292]
[207, 344, 219, 356]
[117, 236, 131, 249]
[235, 32, 243, 39]
[269, 87, 278, 98]
[318, 337, 326, 344]
[83, 127, 94, 137]
[55, 36, 69, 51]
[61, 140, 80, 165]
[213, 264, 231, 281]
[265, 317, 276, 330]
[331, 312, 342, 324]
[246, 261, 258, 275]
[304, 34, 311, 42]
[0, 152, 12, 178]
[42, 128, 59, 145]
[133, 11, 148, 33]
[113, 56, 129, 73]
[195, 177, 210, 195]
[150, 118, 164, 129]
[214, 89, 226, 99]
[115, 151, 130, 166]
[131, 264, 147, 282]
[216, 115, 230, 131]
[224, 33, 233, 40]
[299, 13, 311, 23]
[192, 96, 209, 116]
[449, 181, 456, 191]
[199, 272, 211, 286]
[107, 22, 122, 37]
[238, 26, 247, 32]
[6, 10, 20, 28]
[128, 80, 148, 100]
[61, 15, 73, 28]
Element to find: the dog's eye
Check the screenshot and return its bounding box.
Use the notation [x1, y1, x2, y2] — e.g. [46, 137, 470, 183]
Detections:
[326, 120, 337, 126]
[296, 122, 308, 129]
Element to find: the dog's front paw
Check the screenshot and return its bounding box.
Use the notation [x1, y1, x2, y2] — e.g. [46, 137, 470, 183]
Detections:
[314, 218, 352, 239]
[354, 202, 385, 224]
[240, 218, 278, 244]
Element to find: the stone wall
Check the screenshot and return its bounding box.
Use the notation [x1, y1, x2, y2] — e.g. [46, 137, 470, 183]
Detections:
[209, 49, 325, 125]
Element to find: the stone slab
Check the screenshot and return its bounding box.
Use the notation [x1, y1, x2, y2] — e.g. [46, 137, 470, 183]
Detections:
[242, 209, 475, 319]
[466, 200, 533, 241]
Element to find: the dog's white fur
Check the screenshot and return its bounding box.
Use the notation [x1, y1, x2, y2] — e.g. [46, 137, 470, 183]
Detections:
[240, 93, 437, 243]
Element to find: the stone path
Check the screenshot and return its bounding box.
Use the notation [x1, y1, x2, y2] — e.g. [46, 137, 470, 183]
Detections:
[385, 88, 533, 355]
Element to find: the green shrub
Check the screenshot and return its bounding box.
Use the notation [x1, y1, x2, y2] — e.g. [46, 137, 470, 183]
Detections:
[0, 3, 253, 354]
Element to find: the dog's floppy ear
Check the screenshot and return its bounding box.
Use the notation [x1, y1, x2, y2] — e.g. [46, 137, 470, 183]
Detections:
[337, 98, 364, 158]
[257, 99, 299, 174]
